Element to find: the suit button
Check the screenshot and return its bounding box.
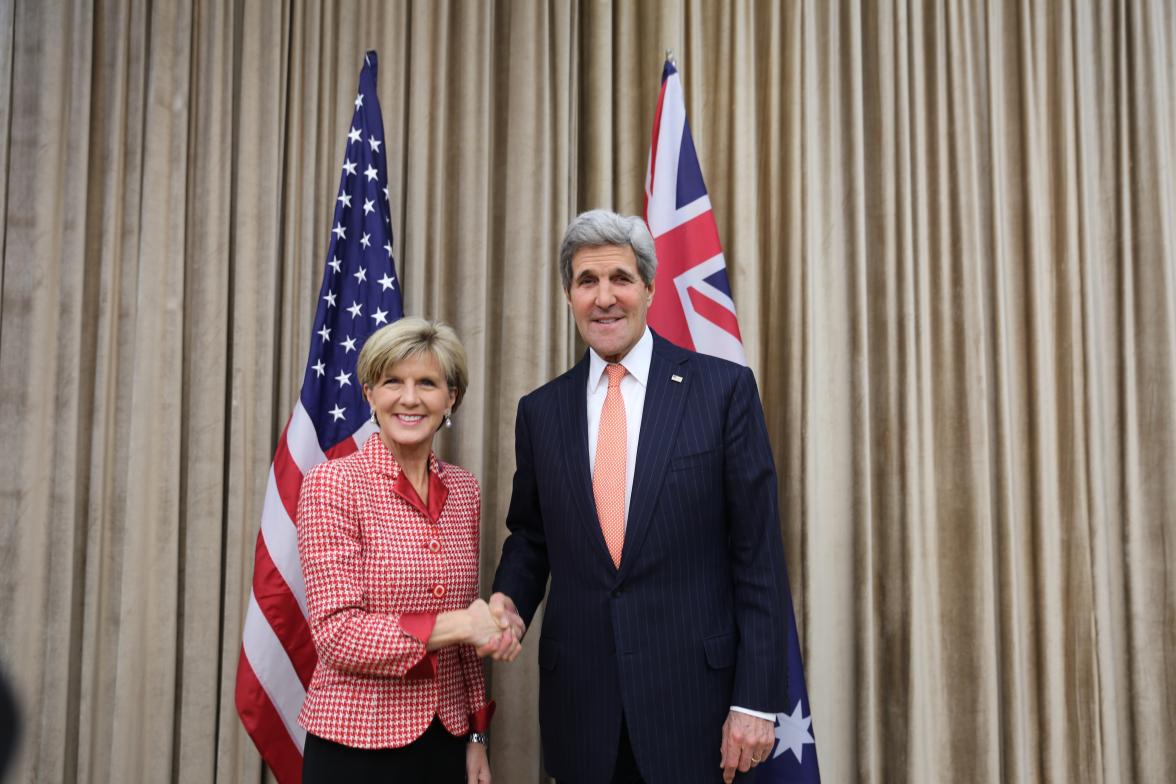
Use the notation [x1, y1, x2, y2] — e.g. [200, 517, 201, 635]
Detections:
[427, 539, 441, 553]
[433, 584, 446, 598]
[611, 587, 624, 598]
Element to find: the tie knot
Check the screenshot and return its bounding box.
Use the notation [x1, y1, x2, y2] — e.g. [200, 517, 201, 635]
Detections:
[605, 364, 626, 388]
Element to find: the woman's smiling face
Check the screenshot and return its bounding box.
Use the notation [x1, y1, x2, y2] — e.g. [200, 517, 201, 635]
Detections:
[364, 351, 456, 452]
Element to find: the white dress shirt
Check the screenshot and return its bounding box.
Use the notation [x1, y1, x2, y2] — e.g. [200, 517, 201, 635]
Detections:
[584, 326, 773, 724]
[586, 328, 652, 527]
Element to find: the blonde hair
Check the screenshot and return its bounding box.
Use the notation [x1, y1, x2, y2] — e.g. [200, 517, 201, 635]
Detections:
[357, 317, 470, 412]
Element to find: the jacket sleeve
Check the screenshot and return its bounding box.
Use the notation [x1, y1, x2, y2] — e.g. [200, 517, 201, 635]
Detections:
[491, 395, 551, 628]
[297, 461, 435, 678]
[723, 366, 793, 713]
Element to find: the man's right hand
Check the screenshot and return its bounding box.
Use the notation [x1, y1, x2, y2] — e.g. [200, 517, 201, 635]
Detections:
[475, 592, 525, 661]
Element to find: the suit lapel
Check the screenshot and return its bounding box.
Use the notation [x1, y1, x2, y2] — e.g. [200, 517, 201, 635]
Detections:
[557, 352, 615, 566]
[620, 335, 690, 579]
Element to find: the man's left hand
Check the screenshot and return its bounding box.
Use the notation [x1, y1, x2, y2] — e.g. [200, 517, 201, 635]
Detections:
[720, 711, 773, 783]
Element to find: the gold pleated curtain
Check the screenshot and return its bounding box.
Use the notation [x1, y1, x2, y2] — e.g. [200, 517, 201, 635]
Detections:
[0, 1, 1172, 782]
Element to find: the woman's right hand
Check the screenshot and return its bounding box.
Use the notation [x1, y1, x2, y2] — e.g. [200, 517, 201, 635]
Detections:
[465, 598, 507, 647]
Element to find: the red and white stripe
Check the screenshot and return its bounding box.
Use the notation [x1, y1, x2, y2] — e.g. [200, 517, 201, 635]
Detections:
[235, 402, 376, 783]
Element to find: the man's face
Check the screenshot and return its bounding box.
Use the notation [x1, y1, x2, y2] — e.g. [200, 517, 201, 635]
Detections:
[565, 245, 654, 363]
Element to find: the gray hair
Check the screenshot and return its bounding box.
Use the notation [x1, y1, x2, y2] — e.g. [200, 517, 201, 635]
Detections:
[558, 209, 657, 290]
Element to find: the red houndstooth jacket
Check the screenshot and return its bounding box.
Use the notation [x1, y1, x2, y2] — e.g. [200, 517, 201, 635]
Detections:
[296, 433, 494, 748]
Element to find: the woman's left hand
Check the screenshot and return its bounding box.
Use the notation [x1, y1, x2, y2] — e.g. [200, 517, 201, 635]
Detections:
[466, 741, 491, 783]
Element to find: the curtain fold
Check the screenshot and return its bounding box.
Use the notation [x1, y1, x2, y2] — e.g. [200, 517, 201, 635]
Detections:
[1, 1, 1173, 782]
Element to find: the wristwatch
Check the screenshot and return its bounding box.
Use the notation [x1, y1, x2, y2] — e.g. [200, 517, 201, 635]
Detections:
[468, 731, 488, 745]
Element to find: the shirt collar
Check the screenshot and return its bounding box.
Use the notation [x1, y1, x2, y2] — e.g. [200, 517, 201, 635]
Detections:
[588, 325, 652, 392]
[361, 433, 449, 522]
[361, 432, 446, 481]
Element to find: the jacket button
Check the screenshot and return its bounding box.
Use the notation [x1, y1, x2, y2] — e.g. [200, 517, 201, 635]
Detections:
[611, 587, 623, 598]
[427, 539, 441, 553]
[433, 584, 446, 599]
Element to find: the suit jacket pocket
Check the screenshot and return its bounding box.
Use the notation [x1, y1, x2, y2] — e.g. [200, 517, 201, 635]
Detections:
[669, 447, 720, 472]
[703, 632, 736, 669]
[538, 637, 560, 671]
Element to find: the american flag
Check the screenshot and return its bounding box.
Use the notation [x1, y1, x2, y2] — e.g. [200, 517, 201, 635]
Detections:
[235, 51, 403, 783]
[644, 57, 821, 782]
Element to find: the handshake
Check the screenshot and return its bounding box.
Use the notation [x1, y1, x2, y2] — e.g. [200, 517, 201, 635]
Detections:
[464, 593, 526, 662]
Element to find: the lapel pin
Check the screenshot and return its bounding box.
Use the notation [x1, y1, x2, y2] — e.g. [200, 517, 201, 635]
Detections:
[671, 374, 683, 383]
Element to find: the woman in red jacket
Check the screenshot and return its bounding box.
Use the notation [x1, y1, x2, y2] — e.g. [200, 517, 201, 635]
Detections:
[296, 317, 518, 783]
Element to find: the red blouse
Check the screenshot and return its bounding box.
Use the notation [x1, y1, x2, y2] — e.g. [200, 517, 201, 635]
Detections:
[296, 434, 493, 748]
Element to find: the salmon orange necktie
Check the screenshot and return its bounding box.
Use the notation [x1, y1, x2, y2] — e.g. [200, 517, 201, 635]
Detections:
[593, 364, 628, 567]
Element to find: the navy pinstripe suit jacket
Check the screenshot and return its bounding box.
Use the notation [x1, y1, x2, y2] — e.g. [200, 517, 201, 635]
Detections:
[493, 331, 792, 784]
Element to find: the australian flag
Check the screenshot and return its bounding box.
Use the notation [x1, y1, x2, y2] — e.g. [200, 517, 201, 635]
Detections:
[644, 57, 821, 782]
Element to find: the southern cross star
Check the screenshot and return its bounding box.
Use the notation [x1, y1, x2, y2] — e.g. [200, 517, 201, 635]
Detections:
[773, 701, 815, 764]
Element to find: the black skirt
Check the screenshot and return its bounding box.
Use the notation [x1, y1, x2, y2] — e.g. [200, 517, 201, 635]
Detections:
[302, 717, 466, 783]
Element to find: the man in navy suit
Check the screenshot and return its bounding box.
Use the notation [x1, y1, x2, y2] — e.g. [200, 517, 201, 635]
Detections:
[489, 210, 793, 783]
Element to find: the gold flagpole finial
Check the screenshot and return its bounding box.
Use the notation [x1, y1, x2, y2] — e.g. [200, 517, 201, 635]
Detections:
[665, 49, 676, 66]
